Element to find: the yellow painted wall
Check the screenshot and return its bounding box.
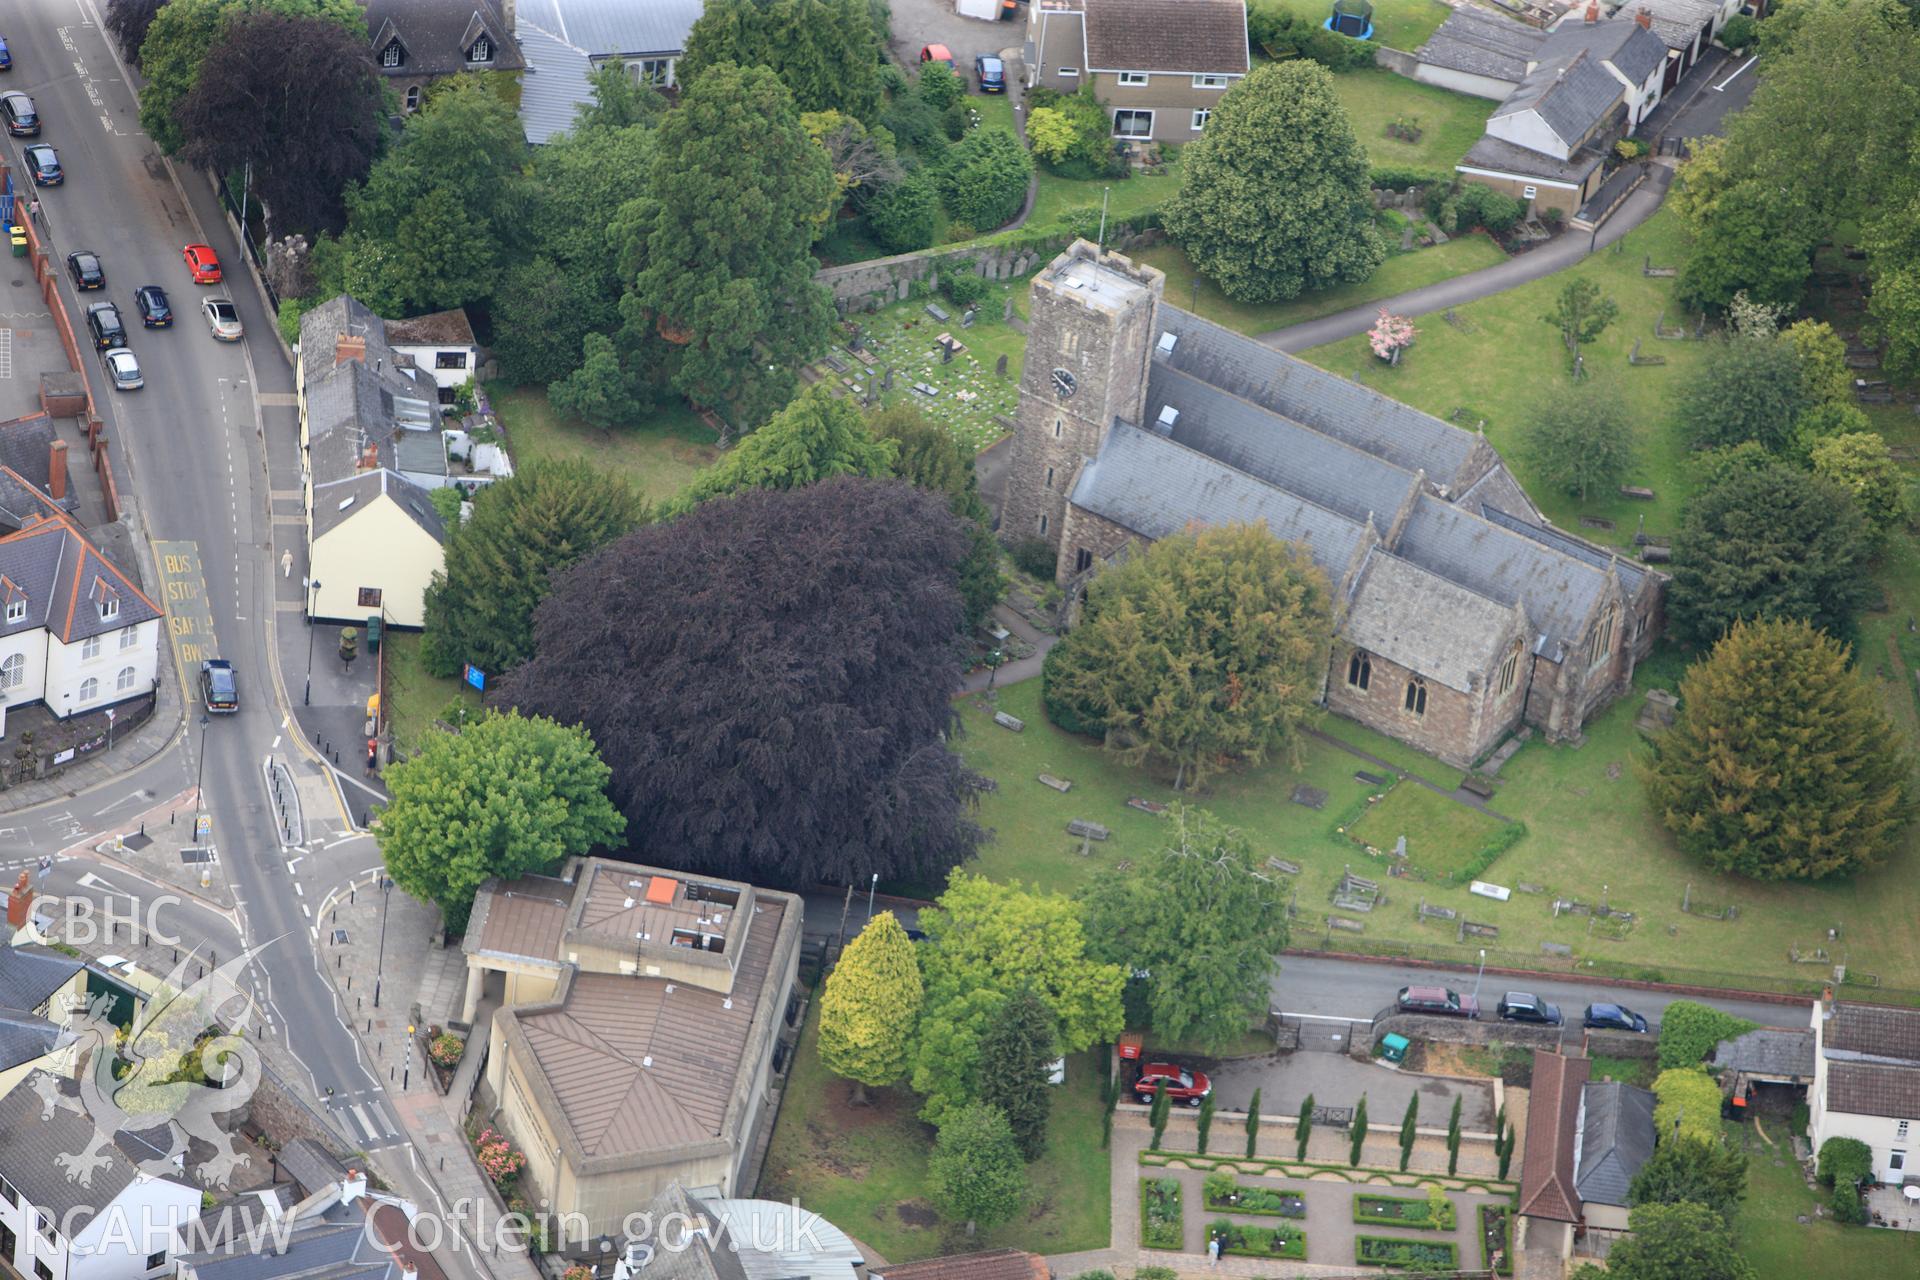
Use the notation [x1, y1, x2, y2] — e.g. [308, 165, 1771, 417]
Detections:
[311, 496, 443, 628]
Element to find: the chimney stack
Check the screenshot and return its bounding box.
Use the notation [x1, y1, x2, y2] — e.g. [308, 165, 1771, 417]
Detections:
[5, 871, 32, 929]
[340, 1169, 369, 1205]
[335, 335, 368, 366]
[48, 439, 66, 502]
[1635, 7, 1651, 26]
[1586, 0, 1599, 20]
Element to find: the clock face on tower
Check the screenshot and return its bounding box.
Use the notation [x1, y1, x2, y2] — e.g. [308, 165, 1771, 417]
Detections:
[1052, 368, 1077, 400]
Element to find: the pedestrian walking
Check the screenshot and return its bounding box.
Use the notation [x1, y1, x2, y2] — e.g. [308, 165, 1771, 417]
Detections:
[1208, 1234, 1221, 1266]
[365, 738, 378, 776]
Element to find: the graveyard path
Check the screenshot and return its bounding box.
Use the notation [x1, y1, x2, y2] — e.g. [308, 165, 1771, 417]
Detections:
[960, 600, 1058, 693]
[1256, 164, 1676, 354]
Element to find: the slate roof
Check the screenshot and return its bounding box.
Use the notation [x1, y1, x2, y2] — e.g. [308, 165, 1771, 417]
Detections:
[0, 416, 79, 523]
[1574, 1080, 1656, 1207]
[278, 1137, 350, 1199]
[1494, 49, 1626, 150]
[298, 296, 390, 391]
[515, 0, 701, 56]
[0, 1009, 63, 1071]
[1617, 0, 1719, 50]
[1416, 8, 1546, 82]
[874, 1251, 1050, 1280]
[1080, 0, 1250, 74]
[1343, 553, 1515, 694]
[0, 1072, 179, 1229]
[363, 0, 524, 77]
[1827, 1062, 1920, 1120]
[516, 18, 597, 144]
[182, 1193, 443, 1280]
[628, 1186, 752, 1280]
[1540, 17, 1667, 87]
[311, 469, 447, 543]
[1827, 1002, 1920, 1063]
[1518, 1051, 1590, 1222]
[1479, 504, 1648, 594]
[384, 308, 477, 347]
[1712, 1027, 1816, 1079]
[0, 511, 164, 644]
[0, 940, 83, 1013]
[1460, 132, 1608, 184]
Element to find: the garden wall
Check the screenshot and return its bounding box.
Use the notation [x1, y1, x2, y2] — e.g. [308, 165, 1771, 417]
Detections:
[1357, 1012, 1661, 1062]
[816, 225, 1165, 311]
[1373, 46, 1422, 76]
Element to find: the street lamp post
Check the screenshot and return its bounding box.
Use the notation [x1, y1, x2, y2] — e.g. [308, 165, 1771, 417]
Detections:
[374, 876, 392, 1009]
[866, 872, 878, 925]
[985, 648, 1004, 693]
[194, 713, 210, 807]
[1471, 948, 1488, 1013]
[302, 578, 322, 706]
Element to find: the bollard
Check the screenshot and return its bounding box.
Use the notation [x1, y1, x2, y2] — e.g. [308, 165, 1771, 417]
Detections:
[350, 889, 356, 904]
[403, 1069, 409, 1090]
[367, 1018, 372, 1032]
[139, 822, 145, 838]
[389, 1065, 395, 1081]
[346, 976, 352, 989]
[336, 955, 341, 968]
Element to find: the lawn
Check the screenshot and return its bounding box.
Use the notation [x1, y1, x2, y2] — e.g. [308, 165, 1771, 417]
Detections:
[1735, 1118, 1920, 1276]
[1134, 234, 1509, 338]
[1256, 0, 1453, 53]
[1029, 155, 1184, 232]
[379, 631, 476, 755]
[1334, 68, 1493, 174]
[1348, 781, 1512, 882]
[757, 1003, 1111, 1261]
[488, 386, 721, 506]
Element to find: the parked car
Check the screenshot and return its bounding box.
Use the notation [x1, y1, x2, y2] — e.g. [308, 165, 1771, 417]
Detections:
[22, 143, 60, 186]
[135, 285, 173, 328]
[0, 36, 12, 70]
[919, 43, 955, 69]
[85, 302, 127, 350]
[1496, 992, 1562, 1026]
[200, 659, 238, 713]
[100, 347, 142, 392]
[1, 90, 38, 136]
[202, 297, 242, 342]
[1397, 985, 1480, 1019]
[182, 243, 222, 284]
[1584, 1003, 1649, 1033]
[68, 250, 105, 291]
[1132, 1061, 1212, 1106]
[974, 54, 1006, 92]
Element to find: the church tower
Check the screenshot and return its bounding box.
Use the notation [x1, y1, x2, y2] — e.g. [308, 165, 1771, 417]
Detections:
[1002, 241, 1164, 556]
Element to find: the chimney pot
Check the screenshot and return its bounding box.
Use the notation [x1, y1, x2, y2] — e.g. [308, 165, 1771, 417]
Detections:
[6, 871, 32, 929]
[336, 335, 368, 366]
[1636, 7, 1651, 26]
[1586, 0, 1599, 20]
[47, 439, 67, 502]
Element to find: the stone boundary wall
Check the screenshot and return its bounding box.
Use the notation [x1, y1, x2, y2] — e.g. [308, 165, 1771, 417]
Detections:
[240, 1061, 355, 1155]
[1374, 45, 1423, 76]
[816, 228, 1166, 312]
[1356, 1012, 1660, 1062]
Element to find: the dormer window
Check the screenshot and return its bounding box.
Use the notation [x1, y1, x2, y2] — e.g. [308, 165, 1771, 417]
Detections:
[4, 599, 23, 624]
[99, 596, 118, 621]
[469, 34, 492, 63]
[382, 41, 403, 68]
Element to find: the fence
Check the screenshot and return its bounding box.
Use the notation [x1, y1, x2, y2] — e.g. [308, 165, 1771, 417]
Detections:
[215, 174, 280, 313]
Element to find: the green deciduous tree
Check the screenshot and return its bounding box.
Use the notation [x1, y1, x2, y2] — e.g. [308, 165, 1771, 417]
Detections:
[1675, 178, 1816, 313]
[1680, 330, 1810, 452]
[1295, 1093, 1312, 1160]
[1078, 807, 1289, 1049]
[1542, 277, 1619, 370]
[1148, 1079, 1172, 1149]
[1519, 380, 1638, 501]
[976, 985, 1057, 1162]
[1605, 1201, 1755, 1280]
[1655, 1001, 1756, 1071]
[572, 62, 665, 133]
[491, 260, 620, 387]
[1783, 319, 1854, 407]
[680, 0, 882, 122]
[818, 911, 923, 1103]
[1163, 61, 1386, 304]
[1652, 1068, 1730, 1148]
[910, 873, 1125, 1124]
[860, 173, 941, 254]
[932, 129, 1033, 232]
[421, 460, 648, 680]
[1027, 107, 1077, 163]
[872, 404, 1004, 630]
[669, 386, 896, 515]
[1640, 618, 1912, 881]
[1628, 1136, 1748, 1217]
[1667, 451, 1875, 648]
[1042, 523, 1333, 790]
[619, 63, 836, 426]
[916, 60, 965, 110]
[1349, 1094, 1368, 1167]
[376, 711, 625, 931]
[1812, 432, 1907, 538]
[928, 1102, 1027, 1236]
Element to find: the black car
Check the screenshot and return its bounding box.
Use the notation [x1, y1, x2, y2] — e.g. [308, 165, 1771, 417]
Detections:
[22, 143, 60, 186]
[85, 301, 127, 350]
[974, 54, 1006, 93]
[1584, 1003, 1650, 1033]
[1, 90, 37, 136]
[201, 659, 238, 713]
[1496, 992, 1563, 1026]
[135, 285, 173, 328]
[68, 251, 105, 291]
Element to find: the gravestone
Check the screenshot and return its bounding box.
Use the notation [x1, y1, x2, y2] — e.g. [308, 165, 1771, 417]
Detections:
[1290, 784, 1328, 810]
[1128, 796, 1168, 815]
[962, 308, 976, 329]
[881, 366, 894, 391]
[1038, 773, 1072, 792]
[1327, 915, 1366, 933]
[995, 353, 1009, 378]
[1265, 856, 1302, 875]
[1004, 297, 1015, 323]
[1355, 770, 1389, 786]
[897, 279, 911, 301]
[993, 711, 1024, 732]
[941, 339, 954, 364]
[1391, 835, 1407, 859]
[1066, 819, 1110, 841]
[1541, 942, 1573, 957]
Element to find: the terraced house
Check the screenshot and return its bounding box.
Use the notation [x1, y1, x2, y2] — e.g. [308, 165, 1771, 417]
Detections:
[1004, 241, 1663, 767]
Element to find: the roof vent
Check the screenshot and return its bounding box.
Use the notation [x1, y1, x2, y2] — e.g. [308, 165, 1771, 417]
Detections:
[1066, 278, 1084, 290]
[723, 998, 733, 1010]
[1156, 331, 1178, 355]
[337, 496, 356, 511]
[664, 984, 674, 994]
[642, 1056, 653, 1068]
[623, 897, 635, 910]
[1155, 405, 1180, 435]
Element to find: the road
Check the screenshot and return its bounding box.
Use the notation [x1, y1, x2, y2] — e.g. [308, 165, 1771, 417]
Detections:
[0, 5, 465, 1258]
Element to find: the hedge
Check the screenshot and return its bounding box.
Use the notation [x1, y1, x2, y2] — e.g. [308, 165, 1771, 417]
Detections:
[1656, 1001, 1757, 1070]
[1442, 821, 1530, 887]
[1202, 1171, 1305, 1217]
[1652, 1068, 1723, 1146]
[1355, 1236, 1458, 1269]
[1354, 1189, 1455, 1231]
[1140, 1177, 1183, 1249]
[1209, 1219, 1307, 1261]
[1819, 1136, 1873, 1225]
[1369, 166, 1453, 192]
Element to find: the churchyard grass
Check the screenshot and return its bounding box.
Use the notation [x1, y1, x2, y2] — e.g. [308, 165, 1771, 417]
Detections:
[490, 386, 721, 505]
[1734, 1118, 1920, 1275]
[1347, 781, 1510, 883]
[1027, 152, 1185, 233]
[1258, 0, 1454, 55]
[1330, 67, 1495, 173]
[759, 1001, 1111, 1259]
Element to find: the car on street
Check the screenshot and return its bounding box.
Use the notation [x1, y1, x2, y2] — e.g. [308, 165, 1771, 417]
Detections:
[85, 302, 127, 350]
[1496, 992, 1562, 1026]
[100, 347, 142, 392]
[67, 250, 105, 291]
[1132, 1061, 1212, 1106]
[1, 90, 38, 136]
[202, 297, 242, 341]
[22, 143, 60, 186]
[1397, 985, 1480, 1019]
[919, 43, 955, 69]
[200, 659, 238, 713]
[0, 36, 12, 70]
[182, 243, 222, 284]
[135, 285, 173, 328]
[975, 55, 1006, 92]
[1584, 1003, 1650, 1033]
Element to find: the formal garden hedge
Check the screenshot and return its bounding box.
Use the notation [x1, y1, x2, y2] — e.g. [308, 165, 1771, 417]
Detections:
[1354, 1187, 1456, 1230]
[1209, 1219, 1308, 1260]
[1480, 1203, 1513, 1276]
[1203, 1171, 1306, 1217]
[1355, 1236, 1459, 1269]
[1141, 1177, 1184, 1249]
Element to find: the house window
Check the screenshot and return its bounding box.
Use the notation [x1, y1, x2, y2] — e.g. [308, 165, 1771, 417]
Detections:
[468, 35, 492, 63]
[1347, 651, 1371, 691]
[435, 351, 468, 370]
[1075, 548, 1094, 574]
[629, 58, 675, 87]
[78, 677, 98, 703]
[382, 41, 402, 68]
[1038, 514, 1049, 535]
[1588, 605, 1615, 668]
[1114, 109, 1154, 138]
[4, 599, 22, 624]
[1192, 74, 1229, 89]
[98, 597, 118, 621]
[34, 1260, 51, 1280]
[1900, 1120, 1911, 1140]
[116, 666, 136, 693]
[1497, 645, 1521, 697]
[1058, 67, 1080, 78]
[405, 86, 421, 112]
[1054, 418, 1064, 438]
[1522, 185, 1538, 200]
[1894, 1150, 1908, 1172]
[1117, 71, 1150, 86]
[0, 1172, 16, 1205]
[81, 636, 100, 661]
[1404, 678, 1427, 717]
[359, 587, 383, 609]
[1191, 110, 1210, 131]
[0, 654, 19, 690]
[145, 1253, 167, 1272]
[120, 627, 138, 651]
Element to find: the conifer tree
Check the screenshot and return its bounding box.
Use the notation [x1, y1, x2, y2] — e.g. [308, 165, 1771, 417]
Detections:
[1246, 1087, 1264, 1158]
[1296, 1092, 1314, 1160]
[1149, 1079, 1172, 1150]
[977, 985, 1058, 1161]
[818, 912, 924, 1104]
[1349, 1094, 1368, 1167]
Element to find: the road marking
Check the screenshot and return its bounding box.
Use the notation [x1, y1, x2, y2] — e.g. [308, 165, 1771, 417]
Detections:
[293, 883, 304, 897]
[1714, 55, 1757, 91]
[350, 1105, 380, 1142]
[271, 735, 281, 750]
[91, 791, 147, 817]
[151, 540, 219, 692]
[0, 329, 12, 380]
[286, 856, 302, 871]
[301, 903, 311, 918]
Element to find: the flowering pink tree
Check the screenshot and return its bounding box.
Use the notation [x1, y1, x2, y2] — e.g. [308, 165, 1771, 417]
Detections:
[1368, 310, 1418, 362]
[473, 1128, 528, 1191]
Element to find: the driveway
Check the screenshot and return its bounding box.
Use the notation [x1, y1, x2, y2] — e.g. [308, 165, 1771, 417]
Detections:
[884, 0, 1024, 70]
[1206, 1049, 1496, 1134]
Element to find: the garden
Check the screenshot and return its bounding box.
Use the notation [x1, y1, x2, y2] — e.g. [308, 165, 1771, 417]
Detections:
[1202, 1171, 1306, 1217]
[1252, 0, 1454, 54]
[1208, 1217, 1308, 1260]
[1354, 1187, 1456, 1231]
[1141, 1177, 1184, 1249]
[1344, 778, 1522, 885]
[1355, 1235, 1459, 1269]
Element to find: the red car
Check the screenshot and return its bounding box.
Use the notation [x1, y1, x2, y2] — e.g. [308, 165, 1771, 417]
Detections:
[919, 43, 955, 69]
[1132, 1062, 1211, 1106]
[182, 243, 222, 284]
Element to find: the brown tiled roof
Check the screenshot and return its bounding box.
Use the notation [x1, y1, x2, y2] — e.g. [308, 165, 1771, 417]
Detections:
[470, 876, 573, 962]
[516, 897, 788, 1158]
[1082, 0, 1250, 74]
[1829, 1002, 1920, 1062]
[1826, 1062, 1920, 1119]
[875, 1252, 1047, 1280]
[1518, 1051, 1589, 1223]
[569, 862, 746, 954]
[383, 308, 477, 347]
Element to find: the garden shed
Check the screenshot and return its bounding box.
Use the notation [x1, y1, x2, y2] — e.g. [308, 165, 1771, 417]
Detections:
[1328, 0, 1374, 39]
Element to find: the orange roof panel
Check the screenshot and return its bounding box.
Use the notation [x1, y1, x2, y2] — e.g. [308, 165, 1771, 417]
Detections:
[644, 875, 678, 905]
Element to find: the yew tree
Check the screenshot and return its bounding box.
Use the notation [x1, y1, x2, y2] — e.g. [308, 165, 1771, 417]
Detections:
[679, 0, 883, 122]
[498, 476, 982, 889]
[667, 386, 897, 516]
[1639, 618, 1913, 881]
[975, 985, 1058, 1161]
[818, 911, 923, 1104]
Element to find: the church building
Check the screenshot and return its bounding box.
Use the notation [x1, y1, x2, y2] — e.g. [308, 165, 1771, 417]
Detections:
[1003, 241, 1663, 767]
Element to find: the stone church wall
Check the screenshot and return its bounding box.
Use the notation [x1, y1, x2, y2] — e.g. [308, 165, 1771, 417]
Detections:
[1326, 646, 1485, 769]
[1055, 502, 1140, 587]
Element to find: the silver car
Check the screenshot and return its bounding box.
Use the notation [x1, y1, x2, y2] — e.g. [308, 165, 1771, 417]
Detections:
[201, 296, 242, 342]
[101, 347, 143, 391]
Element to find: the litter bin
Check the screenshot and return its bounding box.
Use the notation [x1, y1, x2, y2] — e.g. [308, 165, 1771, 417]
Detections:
[1379, 1033, 1410, 1064]
[366, 614, 383, 655]
[8, 227, 25, 258]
